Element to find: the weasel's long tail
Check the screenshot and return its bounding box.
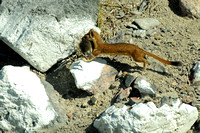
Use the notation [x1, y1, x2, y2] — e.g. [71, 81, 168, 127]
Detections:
[144, 51, 182, 66]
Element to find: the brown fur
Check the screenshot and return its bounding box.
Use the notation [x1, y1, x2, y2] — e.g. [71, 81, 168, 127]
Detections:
[81, 29, 182, 69]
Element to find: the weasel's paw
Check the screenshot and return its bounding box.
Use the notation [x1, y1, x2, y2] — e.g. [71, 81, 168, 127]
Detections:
[82, 57, 92, 62]
[82, 58, 89, 62]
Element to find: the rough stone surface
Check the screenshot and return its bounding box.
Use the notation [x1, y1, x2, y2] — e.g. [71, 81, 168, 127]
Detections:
[0, 0, 100, 72]
[0, 66, 57, 133]
[134, 18, 160, 30]
[179, 0, 200, 18]
[94, 99, 198, 133]
[70, 58, 118, 94]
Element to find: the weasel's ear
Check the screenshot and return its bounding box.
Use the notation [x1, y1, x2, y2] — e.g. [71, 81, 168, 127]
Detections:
[89, 29, 94, 37]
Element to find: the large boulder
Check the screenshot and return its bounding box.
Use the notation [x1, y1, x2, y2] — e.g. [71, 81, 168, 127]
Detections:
[0, 0, 100, 72]
[0, 66, 62, 133]
[94, 99, 198, 133]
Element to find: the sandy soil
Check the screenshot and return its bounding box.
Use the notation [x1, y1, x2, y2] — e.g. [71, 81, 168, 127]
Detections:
[0, 0, 200, 133]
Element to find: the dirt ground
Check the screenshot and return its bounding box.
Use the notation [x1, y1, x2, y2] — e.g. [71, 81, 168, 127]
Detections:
[0, 0, 200, 133]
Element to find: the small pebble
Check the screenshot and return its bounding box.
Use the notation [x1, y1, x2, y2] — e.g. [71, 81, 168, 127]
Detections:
[81, 101, 88, 108]
[154, 35, 163, 40]
[134, 18, 160, 30]
[182, 95, 196, 104]
[152, 40, 160, 46]
[116, 11, 125, 18]
[170, 93, 178, 99]
[90, 96, 98, 105]
[161, 96, 169, 106]
[129, 97, 141, 105]
[130, 11, 142, 15]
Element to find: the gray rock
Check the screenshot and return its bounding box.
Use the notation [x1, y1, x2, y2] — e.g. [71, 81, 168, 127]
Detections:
[0, 0, 100, 72]
[0, 66, 58, 133]
[134, 18, 160, 30]
[90, 96, 98, 105]
[134, 76, 156, 95]
[179, 0, 200, 19]
[94, 99, 198, 133]
[132, 30, 146, 38]
[116, 10, 125, 18]
[161, 96, 170, 106]
[124, 74, 135, 87]
[171, 93, 178, 99]
[151, 61, 166, 73]
[70, 58, 118, 94]
[192, 61, 200, 82]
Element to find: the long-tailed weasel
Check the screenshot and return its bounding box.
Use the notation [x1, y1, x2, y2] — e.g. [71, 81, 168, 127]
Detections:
[80, 29, 181, 70]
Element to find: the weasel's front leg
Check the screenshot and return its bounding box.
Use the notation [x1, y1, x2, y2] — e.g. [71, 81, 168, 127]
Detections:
[83, 37, 99, 62]
[82, 48, 99, 62]
[82, 50, 95, 62]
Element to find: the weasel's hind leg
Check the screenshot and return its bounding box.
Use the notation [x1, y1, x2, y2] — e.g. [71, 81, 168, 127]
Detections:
[132, 55, 147, 70]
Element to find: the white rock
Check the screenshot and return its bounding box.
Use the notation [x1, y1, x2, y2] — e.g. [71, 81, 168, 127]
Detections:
[0, 66, 57, 133]
[134, 76, 156, 95]
[193, 61, 200, 82]
[94, 99, 198, 133]
[0, 0, 100, 72]
[70, 59, 107, 90]
[134, 18, 160, 30]
[70, 58, 117, 94]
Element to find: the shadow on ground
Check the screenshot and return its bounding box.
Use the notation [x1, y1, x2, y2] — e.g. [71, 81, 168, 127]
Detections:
[168, 0, 183, 17]
[46, 66, 90, 99]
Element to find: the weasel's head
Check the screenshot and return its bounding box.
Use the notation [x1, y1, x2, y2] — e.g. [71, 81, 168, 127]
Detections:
[80, 35, 92, 54]
[88, 29, 103, 44]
